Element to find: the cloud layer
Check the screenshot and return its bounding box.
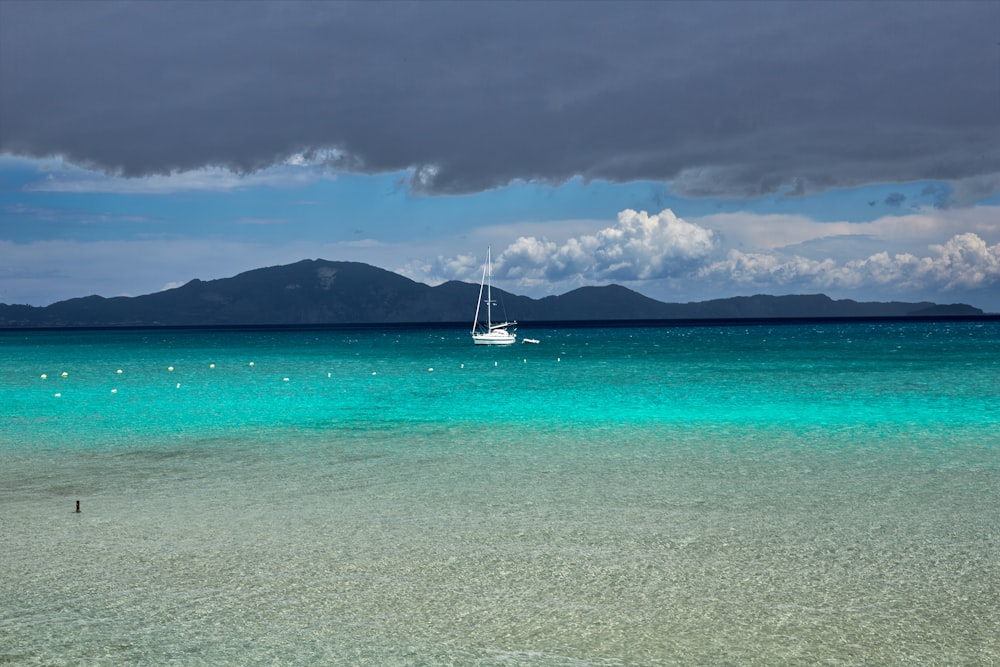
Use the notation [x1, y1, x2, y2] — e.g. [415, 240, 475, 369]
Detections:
[423, 206, 1000, 307]
[700, 232, 1000, 295]
[2, 1, 998, 199]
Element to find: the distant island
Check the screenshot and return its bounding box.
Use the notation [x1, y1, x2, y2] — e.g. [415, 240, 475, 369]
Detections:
[0, 258, 985, 328]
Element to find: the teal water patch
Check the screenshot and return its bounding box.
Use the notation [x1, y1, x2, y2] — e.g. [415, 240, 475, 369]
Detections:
[3, 323, 998, 451]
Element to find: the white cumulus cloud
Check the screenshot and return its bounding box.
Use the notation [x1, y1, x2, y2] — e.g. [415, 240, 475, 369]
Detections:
[494, 208, 718, 284]
[421, 206, 1000, 310]
[700, 233, 1000, 296]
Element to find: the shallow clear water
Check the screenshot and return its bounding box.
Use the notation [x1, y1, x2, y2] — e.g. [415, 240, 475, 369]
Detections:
[2, 322, 998, 665]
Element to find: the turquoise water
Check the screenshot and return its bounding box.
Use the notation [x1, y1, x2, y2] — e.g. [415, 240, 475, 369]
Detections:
[2, 321, 998, 665]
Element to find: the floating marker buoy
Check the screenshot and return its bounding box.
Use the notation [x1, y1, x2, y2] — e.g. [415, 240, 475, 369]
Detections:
[111, 389, 117, 394]
[328, 372, 331, 378]
[249, 362, 254, 367]
[61, 372, 68, 377]
[283, 377, 289, 382]
[460, 364, 464, 369]
[523, 358, 526, 363]
[40, 374, 47, 379]
[116, 369, 123, 374]
[54, 393, 61, 397]
[176, 383, 181, 388]
[210, 363, 215, 369]
[75, 500, 80, 513]
[494, 361, 498, 367]
[428, 368, 434, 372]
[168, 366, 174, 372]
[372, 371, 377, 376]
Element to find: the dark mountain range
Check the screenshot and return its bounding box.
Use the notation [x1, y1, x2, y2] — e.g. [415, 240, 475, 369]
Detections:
[0, 259, 984, 328]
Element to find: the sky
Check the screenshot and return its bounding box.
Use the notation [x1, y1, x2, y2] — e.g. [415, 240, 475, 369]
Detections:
[2, 0, 999, 311]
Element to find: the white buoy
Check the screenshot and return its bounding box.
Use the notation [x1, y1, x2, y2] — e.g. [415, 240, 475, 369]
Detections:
[40, 374, 47, 379]
[111, 389, 118, 394]
[372, 371, 377, 376]
[168, 366, 174, 372]
[249, 361, 255, 367]
[176, 383, 181, 388]
[61, 372, 68, 377]
[494, 361, 498, 367]
[54, 392, 61, 397]
[283, 377, 289, 382]
[460, 364, 464, 369]
[116, 369, 123, 375]
[210, 363, 215, 369]
[328, 372, 331, 378]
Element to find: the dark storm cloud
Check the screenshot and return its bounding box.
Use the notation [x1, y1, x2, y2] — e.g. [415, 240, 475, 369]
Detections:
[2, 0, 999, 197]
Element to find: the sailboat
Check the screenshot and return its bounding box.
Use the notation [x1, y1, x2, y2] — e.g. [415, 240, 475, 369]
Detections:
[471, 247, 517, 345]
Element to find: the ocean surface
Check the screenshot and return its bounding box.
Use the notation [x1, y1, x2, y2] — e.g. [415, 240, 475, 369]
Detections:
[2, 320, 998, 665]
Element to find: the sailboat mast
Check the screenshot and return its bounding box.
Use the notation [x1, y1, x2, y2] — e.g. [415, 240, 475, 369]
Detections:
[486, 246, 492, 329]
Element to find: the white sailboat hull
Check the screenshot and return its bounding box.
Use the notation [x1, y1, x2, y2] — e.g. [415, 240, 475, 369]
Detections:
[472, 329, 517, 345]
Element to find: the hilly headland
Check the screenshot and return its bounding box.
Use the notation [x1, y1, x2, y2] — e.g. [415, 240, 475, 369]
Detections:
[0, 259, 985, 328]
